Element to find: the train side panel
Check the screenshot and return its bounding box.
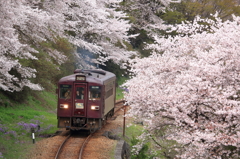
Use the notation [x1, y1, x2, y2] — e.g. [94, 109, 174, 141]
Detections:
[103, 77, 116, 116]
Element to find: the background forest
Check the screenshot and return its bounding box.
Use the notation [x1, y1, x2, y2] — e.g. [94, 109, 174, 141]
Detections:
[1, 0, 240, 158]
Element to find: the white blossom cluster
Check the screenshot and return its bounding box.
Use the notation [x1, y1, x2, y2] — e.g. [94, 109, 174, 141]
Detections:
[124, 15, 240, 158]
[1, 0, 135, 91]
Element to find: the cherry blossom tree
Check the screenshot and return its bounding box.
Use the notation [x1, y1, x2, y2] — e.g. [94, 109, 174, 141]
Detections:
[119, 0, 176, 59]
[121, 0, 173, 29]
[0, 0, 52, 91]
[1, 0, 135, 91]
[124, 15, 240, 158]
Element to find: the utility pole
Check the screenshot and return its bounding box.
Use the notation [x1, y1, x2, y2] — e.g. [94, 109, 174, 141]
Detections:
[123, 106, 126, 137]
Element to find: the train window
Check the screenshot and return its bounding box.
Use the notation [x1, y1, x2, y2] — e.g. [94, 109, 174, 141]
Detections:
[89, 86, 101, 100]
[60, 85, 72, 99]
[76, 87, 85, 99]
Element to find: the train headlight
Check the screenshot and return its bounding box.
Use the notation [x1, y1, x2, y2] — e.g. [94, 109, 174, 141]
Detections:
[60, 104, 69, 109]
[91, 105, 99, 110]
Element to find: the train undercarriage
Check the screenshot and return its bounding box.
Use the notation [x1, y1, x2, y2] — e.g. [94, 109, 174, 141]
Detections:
[58, 108, 114, 132]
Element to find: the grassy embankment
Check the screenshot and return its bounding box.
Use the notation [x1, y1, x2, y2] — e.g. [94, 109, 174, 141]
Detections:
[0, 91, 57, 159]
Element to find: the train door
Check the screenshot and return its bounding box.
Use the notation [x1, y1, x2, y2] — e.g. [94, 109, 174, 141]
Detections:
[73, 84, 87, 116]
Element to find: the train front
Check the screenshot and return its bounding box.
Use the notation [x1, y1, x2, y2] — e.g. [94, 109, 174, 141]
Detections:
[56, 71, 104, 131]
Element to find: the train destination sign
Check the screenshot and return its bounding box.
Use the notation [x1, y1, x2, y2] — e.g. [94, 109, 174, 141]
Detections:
[76, 75, 86, 81]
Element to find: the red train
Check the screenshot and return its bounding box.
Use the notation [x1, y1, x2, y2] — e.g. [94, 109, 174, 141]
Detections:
[57, 69, 116, 131]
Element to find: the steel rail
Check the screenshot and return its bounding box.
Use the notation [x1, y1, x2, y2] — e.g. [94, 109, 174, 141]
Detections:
[54, 133, 71, 159]
[115, 99, 125, 105]
[114, 100, 126, 113]
[78, 133, 93, 159]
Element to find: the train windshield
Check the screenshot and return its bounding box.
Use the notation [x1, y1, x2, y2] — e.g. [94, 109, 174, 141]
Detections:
[89, 86, 101, 100]
[60, 85, 72, 99]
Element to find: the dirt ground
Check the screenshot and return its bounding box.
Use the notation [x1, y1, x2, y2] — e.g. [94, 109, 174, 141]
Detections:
[27, 107, 128, 159]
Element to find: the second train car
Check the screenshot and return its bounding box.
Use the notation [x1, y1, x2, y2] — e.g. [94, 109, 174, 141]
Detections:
[57, 69, 116, 131]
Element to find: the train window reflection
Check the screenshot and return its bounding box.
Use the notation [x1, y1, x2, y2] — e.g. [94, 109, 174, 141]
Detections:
[89, 86, 101, 100]
[60, 85, 72, 99]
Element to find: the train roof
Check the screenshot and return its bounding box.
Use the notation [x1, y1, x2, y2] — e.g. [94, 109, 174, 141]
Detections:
[58, 69, 116, 85]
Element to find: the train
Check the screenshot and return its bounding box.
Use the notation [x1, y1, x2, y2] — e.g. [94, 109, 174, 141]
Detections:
[57, 69, 116, 132]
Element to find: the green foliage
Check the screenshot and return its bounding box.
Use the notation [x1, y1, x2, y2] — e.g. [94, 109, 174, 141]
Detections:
[119, 1, 155, 58]
[57, 60, 76, 80]
[157, 0, 240, 38]
[1, 87, 31, 103]
[131, 138, 154, 159]
[116, 87, 124, 100]
[125, 124, 154, 159]
[125, 123, 181, 159]
[116, 75, 129, 100]
[128, 28, 154, 57]
[127, 14, 137, 24]
[37, 38, 75, 87]
[65, 30, 77, 37]
[159, 9, 186, 24]
[115, 40, 135, 52]
[101, 60, 124, 79]
[174, 0, 240, 22]
[7, 36, 75, 99]
[31, 52, 60, 91]
[53, 37, 74, 53]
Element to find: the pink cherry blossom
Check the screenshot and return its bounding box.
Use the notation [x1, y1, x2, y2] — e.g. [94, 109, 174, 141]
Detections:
[124, 15, 240, 158]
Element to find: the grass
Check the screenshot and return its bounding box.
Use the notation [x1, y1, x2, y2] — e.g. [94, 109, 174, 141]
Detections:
[124, 120, 178, 158]
[116, 76, 128, 100]
[116, 87, 124, 100]
[110, 141, 118, 159]
[0, 90, 58, 159]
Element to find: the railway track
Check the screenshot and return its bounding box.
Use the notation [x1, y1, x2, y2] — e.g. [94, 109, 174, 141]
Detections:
[54, 100, 125, 159]
[114, 100, 125, 112]
[54, 131, 92, 159]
